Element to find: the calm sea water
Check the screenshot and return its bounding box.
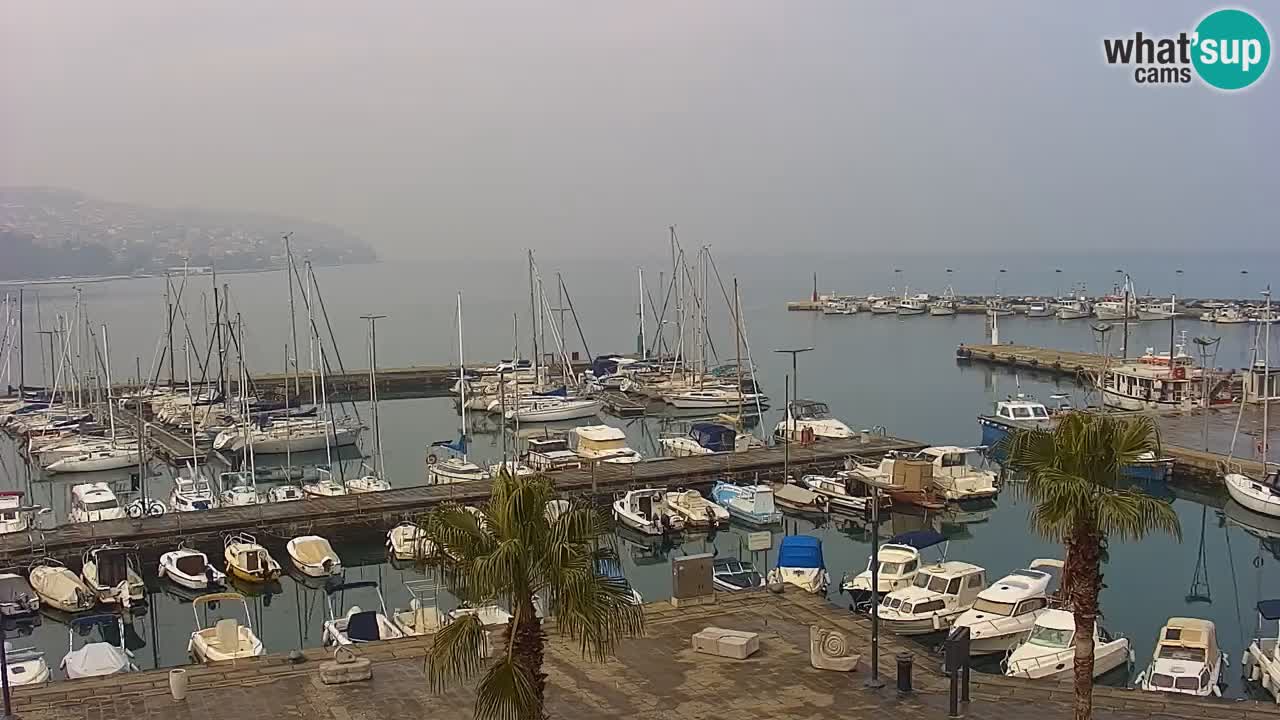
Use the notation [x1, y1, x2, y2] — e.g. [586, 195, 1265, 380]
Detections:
[1, 251, 1279, 693]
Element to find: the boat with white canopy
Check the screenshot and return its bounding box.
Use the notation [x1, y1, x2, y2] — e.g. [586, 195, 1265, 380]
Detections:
[81, 543, 145, 608]
[664, 490, 729, 528]
[573, 425, 642, 464]
[3, 644, 49, 685]
[773, 399, 854, 441]
[1136, 617, 1224, 697]
[28, 559, 95, 613]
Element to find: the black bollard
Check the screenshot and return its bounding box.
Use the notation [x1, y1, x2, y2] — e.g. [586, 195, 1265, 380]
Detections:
[895, 651, 913, 694]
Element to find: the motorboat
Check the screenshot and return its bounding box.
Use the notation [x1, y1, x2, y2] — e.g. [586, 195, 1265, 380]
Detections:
[0, 572, 40, 617]
[322, 580, 407, 646]
[46, 446, 136, 473]
[773, 399, 854, 442]
[877, 561, 986, 635]
[1136, 617, 1224, 697]
[713, 558, 764, 592]
[977, 397, 1054, 450]
[869, 298, 897, 314]
[913, 446, 999, 501]
[3, 643, 50, 685]
[663, 489, 729, 528]
[427, 455, 489, 484]
[188, 592, 266, 663]
[710, 482, 782, 525]
[1224, 466, 1280, 518]
[573, 425, 642, 464]
[27, 559, 95, 613]
[767, 535, 829, 594]
[391, 579, 444, 636]
[0, 491, 33, 535]
[159, 545, 225, 591]
[952, 559, 1063, 655]
[596, 557, 643, 605]
[658, 422, 750, 457]
[1055, 297, 1092, 320]
[822, 299, 857, 315]
[612, 488, 684, 536]
[798, 474, 886, 515]
[60, 614, 136, 679]
[896, 293, 929, 316]
[219, 471, 261, 506]
[1098, 360, 1199, 412]
[489, 459, 536, 478]
[771, 483, 829, 516]
[524, 437, 583, 472]
[286, 535, 343, 577]
[387, 522, 434, 561]
[345, 473, 392, 493]
[224, 532, 282, 584]
[1025, 301, 1054, 318]
[266, 484, 306, 503]
[505, 396, 603, 423]
[841, 455, 946, 510]
[841, 530, 947, 610]
[1243, 599, 1280, 700]
[81, 543, 145, 608]
[930, 287, 958, 316]
[68, 482, 127, 523]
[1004, 609, 1132, 680]
[170, 474, 218, 512]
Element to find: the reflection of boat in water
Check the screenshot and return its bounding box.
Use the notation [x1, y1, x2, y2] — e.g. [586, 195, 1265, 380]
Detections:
[940, 498, 997, 526]
[1224, 501, 1280, 561]
[613, 526, 680, 565]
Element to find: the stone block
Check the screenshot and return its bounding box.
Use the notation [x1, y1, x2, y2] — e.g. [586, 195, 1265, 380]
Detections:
[691, 627, 760, 660]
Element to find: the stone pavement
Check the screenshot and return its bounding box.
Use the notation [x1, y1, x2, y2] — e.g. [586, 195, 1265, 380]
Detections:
[12, 590, 1280, 720]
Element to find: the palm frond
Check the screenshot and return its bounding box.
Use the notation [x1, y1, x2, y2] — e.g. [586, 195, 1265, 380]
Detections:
[552, 572, 646, 661]
[473, 655, 541, 720]
[426, 612, 490, 693]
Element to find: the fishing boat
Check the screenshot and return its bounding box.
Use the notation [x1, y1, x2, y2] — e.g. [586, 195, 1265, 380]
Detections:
[505, 396, 603, 423]
[612, 488, 684, 536]
[841, 530, 947, 610]
[0, 572, 40, 617]
[169, 474, 217, 512]
[798, 474, 886, 514]
[159, 545, 225, 591]
[841, 454, 946, 510]
[1025, 301, 1054, 318]
[1094, 299, 1136, 320]
[1055, 297, 1092, 320]
[1206, 306, 1249, 324]
[658, 422, 750, 457]
[976, 397, 1055, 449]
[1003, 609, 1132, 680]
[68, 483, 127, 523]
[1135, 617, 1224, 697]
[572, 425, 642, 464]
[1138, 299, 1180, 321]
[223, 533, 281, 584]
[60, 614, 136, 679]
[877, 561, 986, 635]
[767, 535, 829, 594]
[869, 297, 897, 314]
[773, 399, 854, 441]
[188, 592, 266, 663]
[663, 489, 729, 528]
[3, 644, 49, 685]
[386, 522, 434, 561]
[913, 446, 999, 501]
[0, 491, 33, 535]
[219, 471, 261, 505]
[822, 299, 857, 315]
[929, 287, 958, 316]
[322, 580, 407, 646]
[895, 289, 929, 317]
[713, 558, 764, 592]
[27, 559, 95, 613]
[710, 482, 782, 525]
[952, 559, 1063, 655]
[81, 543, 145, 607]
[286, 535, 343, 577]
[1243, 600, 1280, 700]
[1097, 359, 1199, 412]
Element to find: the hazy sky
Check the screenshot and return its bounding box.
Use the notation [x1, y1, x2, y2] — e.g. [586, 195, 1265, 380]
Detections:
[2, 1, 1276, 259]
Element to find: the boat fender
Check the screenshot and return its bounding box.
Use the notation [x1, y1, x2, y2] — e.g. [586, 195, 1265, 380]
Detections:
[427, 453, 438, 465]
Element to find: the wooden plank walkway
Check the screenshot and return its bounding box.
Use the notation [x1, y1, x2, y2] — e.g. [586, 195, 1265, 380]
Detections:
[0, 434, 923, 563]
[955, 343, 1107, 378]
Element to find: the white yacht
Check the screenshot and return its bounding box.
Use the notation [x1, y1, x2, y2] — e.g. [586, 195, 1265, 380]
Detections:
[504, 396, 603, 423]
[0, 491, 32, 535]
[710, 482, 782, 525]
[1025, 301, 1054, 318]
[952, 559, 1063, 655]
[1138, 300, 1180, 321]
[427, 455, 490, 484]
[68, 483, 126, 524]
[841, 529, 946, 609]
[664, 387, 765, 411]
[573, 425, 642, 464]
[1136, 617, 1224, 697]
[214, 418, 360, 455]
[877, 561, 986, 635]
[1225, 467, 1280, 518]
[913, 446, 999, 501]
[1004, 609, 1132, 680]
[46, 446, 136, 474]
[773, 399, 854, 442]
[267, 484, 307, 503]
[612, 488, 683, 535]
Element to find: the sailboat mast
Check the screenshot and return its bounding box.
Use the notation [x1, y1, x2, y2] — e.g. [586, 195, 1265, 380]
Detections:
[16, 289, 23, 400]
[457, 293, 468, 462]
[165, 275, 174, 388]
[528, 250, 538, 383]
[1121, 273, 1131, 360]
[1264, 287, 1271, 465]
[362, 314, 386, 478]
[186, 340, 198, 478]
[638, 268, 646, 359]
[283, 232, 300, 400]
[102, 325, 117, 446]
[734, 277, 743, 422]
[306, 263, 318, 407]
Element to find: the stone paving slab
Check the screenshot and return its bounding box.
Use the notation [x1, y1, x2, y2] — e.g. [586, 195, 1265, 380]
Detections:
[11, 589, 1280, 720]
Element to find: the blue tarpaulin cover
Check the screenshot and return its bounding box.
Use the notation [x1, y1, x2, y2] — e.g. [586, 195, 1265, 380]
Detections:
[777, 535, 824, 569]
[888, 530, 947, 550]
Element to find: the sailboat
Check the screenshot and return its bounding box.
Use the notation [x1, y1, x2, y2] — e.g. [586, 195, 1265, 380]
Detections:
[46, 325, 136, 473]
[347, 316, 391, 493]
[429, 293, 489, 485]
[1225, 288, 1278, 516]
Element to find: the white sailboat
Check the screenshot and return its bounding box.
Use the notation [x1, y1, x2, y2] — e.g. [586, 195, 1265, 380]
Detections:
[430, 293, 490, 485]
[347, 315, 392, 493]
[1225, 288, 1278, 517]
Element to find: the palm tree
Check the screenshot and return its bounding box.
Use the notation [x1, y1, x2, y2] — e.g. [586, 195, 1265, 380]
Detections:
[417, 472, 645, 720]
[1005, 413, 1180, 720]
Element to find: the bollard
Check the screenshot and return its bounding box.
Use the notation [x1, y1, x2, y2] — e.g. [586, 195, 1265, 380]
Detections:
[895, 651, 913, 694]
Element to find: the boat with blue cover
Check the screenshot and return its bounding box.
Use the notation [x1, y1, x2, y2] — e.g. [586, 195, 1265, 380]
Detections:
[767, 535, 829, 594]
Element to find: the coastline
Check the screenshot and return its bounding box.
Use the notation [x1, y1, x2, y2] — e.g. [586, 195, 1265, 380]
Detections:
[0, 259, 377, 288]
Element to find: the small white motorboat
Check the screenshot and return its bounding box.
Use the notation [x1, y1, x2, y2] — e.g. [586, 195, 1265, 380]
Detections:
[391, 579, 444, 636]
[61, 614, 136, 679]
[81, 543, 145, 608]
[710, 482, 782, 525]
[219, 471, 261, 506]
[798, 474, 883, 514]
[27, 559, 95, 613]
[427, 455, 489, 484]
[286, 535, 343, 577]
[1243, 600, 1280, 700]
[841, 530, 947, 610]
[0, 571, 41, 617]
[0, 491, 33, 535]
[159, 545, 225, 591]
[878, 561, 987, 635]
[658, 422, 751, 457]
[1136, 617, 1224, 697]
[170, 474, 218, 512]
[767, 535, 829, 594]
[387, 522, 434, 561]
[224, 532, 282, 584]
[188, 592, 266, 663]
[68, 483, 127, 524]
[773, 399, 854, 442]
[3, 643, 50, 685]
[612, 488, 684, 536]
[663, 489, 729, 528]
[952, 559, 1063, 655]
[322, 581, 408, 646]
[1004, 609, 1132, 680]
[1225, 467, 1280, 519]
[267, 484, 307, 503]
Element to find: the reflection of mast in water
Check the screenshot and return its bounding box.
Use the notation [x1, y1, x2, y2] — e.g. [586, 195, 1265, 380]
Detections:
[1185, 506, 1213, 604]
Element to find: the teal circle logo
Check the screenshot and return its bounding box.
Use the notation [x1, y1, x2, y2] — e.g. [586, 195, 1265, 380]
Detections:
[1192, 9, 1270, 90]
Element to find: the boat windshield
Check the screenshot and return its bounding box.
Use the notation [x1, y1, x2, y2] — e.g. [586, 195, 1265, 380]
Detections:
[1157, 646, 1206, 662]
[912, 573, 949, 593]
[1154, 672, 1207, 691]
[970, 598, 1016, 616]
[85, 499, 118, 511]
[877, 560, 916, 576]
[1027, 625, 1074, 648]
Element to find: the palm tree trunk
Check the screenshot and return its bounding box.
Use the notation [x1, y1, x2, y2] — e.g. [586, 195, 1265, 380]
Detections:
[1066, 524, 1102, 720]
[511, 592, 547, 719]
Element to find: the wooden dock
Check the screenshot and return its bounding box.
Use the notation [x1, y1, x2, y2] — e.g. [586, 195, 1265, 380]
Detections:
[955, 343, 1107, 378]
[0, 434, 924, 564]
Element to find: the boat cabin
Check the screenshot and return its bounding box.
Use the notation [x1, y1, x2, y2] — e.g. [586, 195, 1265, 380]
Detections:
[878, 561, 986, 633]
[968, 562, 1060, 619]
[790, 399, 833, 421]
[1144, 617, 1221, 695]
[573, 425, 639, 463]
[1101, 362, 1199, 410]
[688, 422, 746, 453]
[992, 400, 1051, 424]
[70, 483, 124, 522]
[524, 437, 582, 471]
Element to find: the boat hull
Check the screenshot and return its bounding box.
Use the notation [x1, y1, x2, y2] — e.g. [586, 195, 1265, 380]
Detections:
[1055, 309, 1090, 320]
[508, 399, 603, 422]
[251, 426, 360, 455]
[1226, 473, 1280, 518]
[929, 306, 956, 316]
[47, 453, 136, 473]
